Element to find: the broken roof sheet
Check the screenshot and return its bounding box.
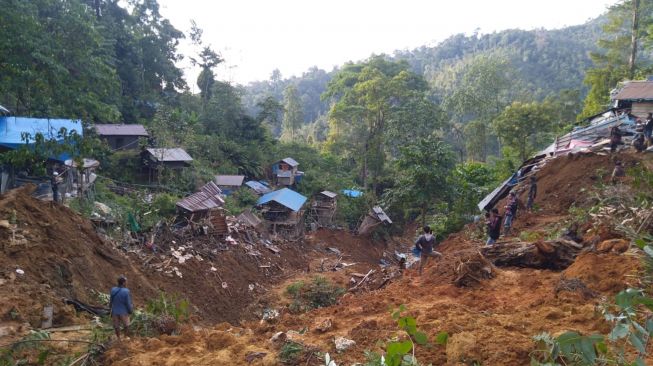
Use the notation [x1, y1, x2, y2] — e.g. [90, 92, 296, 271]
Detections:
[146, 148, 193, 163]
[612, 81, 653, 101]
[245, 180, 272, 195]
[319, 191, 337, 198]
[257, 188, 307, 212]
[94, 124, 148, 136]
[215, 175, 245, 186]
[278, 157, 299, 167]
[372, 206, 392, 224]
[176, 181, 224, 213]
[237, 209, 262, 227]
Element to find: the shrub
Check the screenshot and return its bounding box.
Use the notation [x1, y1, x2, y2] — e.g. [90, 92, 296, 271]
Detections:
[284, 277, 344, 313]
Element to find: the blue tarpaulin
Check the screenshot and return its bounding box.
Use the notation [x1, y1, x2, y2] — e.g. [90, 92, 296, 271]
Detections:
[257, 188, 307, 212]
[0, 116, 83, 162]
[341, 189, 363, 198]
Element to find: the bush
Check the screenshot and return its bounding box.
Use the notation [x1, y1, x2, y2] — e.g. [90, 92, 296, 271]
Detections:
[279, 342, 304, 364]
[284, 277, 345, 313]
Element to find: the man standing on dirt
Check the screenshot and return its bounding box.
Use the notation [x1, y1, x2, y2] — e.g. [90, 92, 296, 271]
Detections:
[503, 191, 519, 236]
[610, 125, 622, 153]
[526, 176, 537, 211]
[611, 161, 625, 184]
[415, 226, 441, 276]
[644, 113, 653, 146]
[50, 172, 61, 203]
[486, 208, 502, 245]
[109, 275, 133, 340]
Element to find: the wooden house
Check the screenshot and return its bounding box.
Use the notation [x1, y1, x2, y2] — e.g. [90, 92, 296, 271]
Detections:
[257, 188, 307, 240]
[215, 175, 245, 195]
[176, 181, 228, 236]
[309, 191, 338, 227]
[143, 148, 193, 183]
[94, 124, 148, 151]
[612, 80, 653, 118]
[271, 157, 303, 186]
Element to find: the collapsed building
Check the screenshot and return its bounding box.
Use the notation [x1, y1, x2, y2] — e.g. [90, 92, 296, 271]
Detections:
[176, 181, 227, 236]
[357, 206, 392, 235]
[257, 188, 307, 240]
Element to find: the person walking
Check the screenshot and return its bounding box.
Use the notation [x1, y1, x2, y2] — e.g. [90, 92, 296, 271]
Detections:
[526, 176, 538, 211]
[415, 226, 442, 276]
[109, 275, 133, 340]
[611, 161, 625, 184]
[486, 208, 502, 245]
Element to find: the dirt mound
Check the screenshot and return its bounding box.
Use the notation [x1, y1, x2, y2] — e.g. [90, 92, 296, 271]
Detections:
[563, 251, 639, 293]
[0, 185, 162, 331]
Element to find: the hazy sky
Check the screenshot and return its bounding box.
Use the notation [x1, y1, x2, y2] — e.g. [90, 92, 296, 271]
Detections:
[158, 0, 614, 87]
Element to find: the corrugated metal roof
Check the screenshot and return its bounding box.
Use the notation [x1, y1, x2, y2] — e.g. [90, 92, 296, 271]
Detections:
[215, 175, 245, 186]
[176, 181, 224, 213]
[245, 181, 272, 195]
[257, 188, 307, 212]
[319, 191, 338, 198]
[0, 117, 83, 148]
[279, 157, 299, 167]
[612, 81, 653, 101]
[372, 206, 392, 224]
[146, 148, 193, 162]
[94, 124, 148, 136]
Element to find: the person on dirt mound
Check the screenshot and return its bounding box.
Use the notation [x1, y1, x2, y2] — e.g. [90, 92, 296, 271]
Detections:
[415, 226, 442, 276]
[109, 275, 133, 340]
[486, 208, 502, 245]
[610, 125, 623, 153]
[526, 176, 538, 211]
[503, 191, 519, 236]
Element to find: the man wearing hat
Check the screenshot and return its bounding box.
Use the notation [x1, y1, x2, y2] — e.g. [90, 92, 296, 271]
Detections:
[51, 171, 61, 203]
[109, 275, 133, 340]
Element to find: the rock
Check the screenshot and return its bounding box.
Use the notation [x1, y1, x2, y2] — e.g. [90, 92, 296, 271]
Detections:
[596, 239, 629, 253]
[93, 202, 112, 216]
[0, 220, 10, 229]
[270, 331, 287, 346]
[446, 332, 481, 365]
[315, 318, 332, 333]
[334, 336, 356, 352]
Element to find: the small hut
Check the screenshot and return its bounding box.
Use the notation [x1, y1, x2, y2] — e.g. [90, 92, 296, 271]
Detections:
[215, 175, 245, 195]
[257, 188, 307, 240]
[309, 191, 338, 227]
[271, 157, 303, 186]
[357, 206, 392, 235]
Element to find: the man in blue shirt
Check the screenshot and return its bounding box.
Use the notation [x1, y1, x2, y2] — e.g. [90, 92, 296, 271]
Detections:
[415, 226, 442, 276]
[109, 275, 133, 340]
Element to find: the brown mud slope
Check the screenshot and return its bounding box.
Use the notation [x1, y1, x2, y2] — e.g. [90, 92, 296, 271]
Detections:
[103, 152, 649, 365]
[0, 185, 162, 331]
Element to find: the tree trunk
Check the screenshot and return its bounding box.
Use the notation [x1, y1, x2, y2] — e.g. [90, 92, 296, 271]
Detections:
[629, 0, 640, 79]
[481, 239, 583, 270]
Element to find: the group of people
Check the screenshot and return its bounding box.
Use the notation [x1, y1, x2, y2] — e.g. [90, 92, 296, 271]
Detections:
[485, 176, 537, 245]
[632, 112, 653, 152]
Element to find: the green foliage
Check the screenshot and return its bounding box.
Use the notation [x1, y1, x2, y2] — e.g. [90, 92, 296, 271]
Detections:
[0, 330, 52, 366]
[129, 293, 190, 337]
[224, 189, 259, 216]
[282, 84, 304, 141]
[145, 292, 190, 323]
[492, 101, 556, 161]
[284, 277, 345, 313]
[363, 305, 446, 366]
[279, 342, 304, 363]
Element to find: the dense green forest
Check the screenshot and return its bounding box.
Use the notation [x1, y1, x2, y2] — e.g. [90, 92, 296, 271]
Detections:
[1, 0, 652, 235]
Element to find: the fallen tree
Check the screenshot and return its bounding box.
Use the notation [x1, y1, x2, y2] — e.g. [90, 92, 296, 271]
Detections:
[481, 239, 584, 270]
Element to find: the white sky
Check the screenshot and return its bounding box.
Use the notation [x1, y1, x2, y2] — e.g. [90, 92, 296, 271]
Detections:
[158, 0, 615, 88]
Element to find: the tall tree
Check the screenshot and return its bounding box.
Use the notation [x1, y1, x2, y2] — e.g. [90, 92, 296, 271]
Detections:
[492, 101, 555, 161]
[281, 84, 303, 141]
[189, 20, 223, 104]
[323, 56, 443, 191]
[580, 0, 653, 120]
[256, 96, 284, 137]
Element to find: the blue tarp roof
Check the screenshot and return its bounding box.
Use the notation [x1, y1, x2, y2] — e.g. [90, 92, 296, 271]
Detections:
[257, 188, 307, 212]
[341, 189, 363, 198]
[0, 116, 83, 149]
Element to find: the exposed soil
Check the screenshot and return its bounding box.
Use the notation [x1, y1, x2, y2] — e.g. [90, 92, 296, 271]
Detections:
[102, 151, 652, 366]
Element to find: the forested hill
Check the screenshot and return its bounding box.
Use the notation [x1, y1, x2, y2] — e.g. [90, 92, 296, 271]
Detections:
[242, 17, 604, 128]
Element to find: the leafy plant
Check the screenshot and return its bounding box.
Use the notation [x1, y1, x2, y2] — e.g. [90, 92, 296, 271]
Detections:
[279, 341, 304, 363]
[284, 277, 344, 313]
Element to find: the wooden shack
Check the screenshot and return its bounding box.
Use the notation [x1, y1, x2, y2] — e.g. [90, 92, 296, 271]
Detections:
[271, 157, 302, 186]
[612, 80, 653, 118]
[94, 124, 148, 151]
[215, 175, 245, 195]
[176, 181, 228, 236]
[309, 190, 338, 227]
[257, 188, 307, 240]
[143, 147, 193, 183]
